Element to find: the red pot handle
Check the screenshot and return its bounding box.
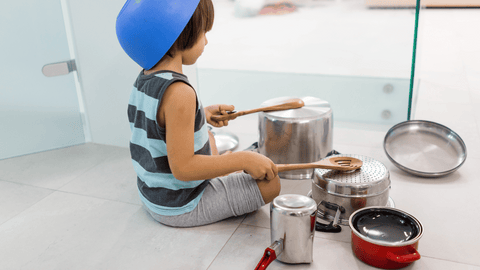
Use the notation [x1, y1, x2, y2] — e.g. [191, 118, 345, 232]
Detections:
[255, 240, 283, 270]
[386, 246, 421, 263]
[254, 247, 277, 270]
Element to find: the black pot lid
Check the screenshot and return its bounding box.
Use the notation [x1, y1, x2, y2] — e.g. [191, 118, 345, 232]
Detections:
[349, 207, 424, 246]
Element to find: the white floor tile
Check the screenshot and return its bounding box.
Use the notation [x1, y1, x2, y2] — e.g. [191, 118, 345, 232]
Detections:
[417, 71, 471, 93]
[416, 79, 471, 105]
[0, 191, 244, 270]
[0, 180, 53, 225]
[414, 102, 480, 159]
[207, 224, 480, 270]
[467, 72, 480, 103]
[0, 144, 120, 189]
[387, 156, 480, 266]
[59, 146, 141, 205]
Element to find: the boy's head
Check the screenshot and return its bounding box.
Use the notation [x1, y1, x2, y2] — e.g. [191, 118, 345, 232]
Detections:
[116, 0, 214, 70]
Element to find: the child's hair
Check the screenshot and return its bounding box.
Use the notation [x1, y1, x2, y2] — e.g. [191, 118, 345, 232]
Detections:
[161, 0, 214, 60]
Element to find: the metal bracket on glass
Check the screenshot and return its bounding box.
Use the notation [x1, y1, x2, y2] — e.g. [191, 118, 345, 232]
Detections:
[42, 59, 76, 77]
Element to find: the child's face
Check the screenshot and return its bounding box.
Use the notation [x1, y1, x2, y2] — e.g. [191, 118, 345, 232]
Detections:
[182, 32, 208, 65]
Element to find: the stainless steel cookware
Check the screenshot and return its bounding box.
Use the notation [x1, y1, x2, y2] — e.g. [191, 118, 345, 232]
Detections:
[258, 96, 333, 180]
[255, 194, 317, 269]
[349, 207, 424, 269]
[384, 120, 467, 177]
[208, 126, 239, 154]
[311, 154, 392, 232]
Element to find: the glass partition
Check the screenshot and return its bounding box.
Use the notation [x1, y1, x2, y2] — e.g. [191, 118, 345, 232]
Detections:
[197, 0, 423, 127]
[0, 1, 85, 160]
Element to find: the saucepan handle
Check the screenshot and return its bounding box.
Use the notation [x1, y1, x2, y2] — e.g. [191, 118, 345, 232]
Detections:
[386, 246, 421, 263]
[254, 240, 283, 270]
[254, 247, 277, 270]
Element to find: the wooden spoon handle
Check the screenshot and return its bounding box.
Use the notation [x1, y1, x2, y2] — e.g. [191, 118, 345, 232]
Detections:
[276, 163, 352, 172]
[211, 98, 305, 122]
[211, 110, 247, 121]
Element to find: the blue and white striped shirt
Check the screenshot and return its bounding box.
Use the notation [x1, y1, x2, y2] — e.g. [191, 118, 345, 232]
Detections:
[128, 70, 211, 216]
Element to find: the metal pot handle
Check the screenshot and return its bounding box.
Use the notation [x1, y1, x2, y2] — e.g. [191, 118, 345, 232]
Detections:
[243, 142, 259, 152]
[255, 239, 284, 270]
[386, 246, 421, 263]
[326, 149, 341, 157]
[315, 201, 344, 233]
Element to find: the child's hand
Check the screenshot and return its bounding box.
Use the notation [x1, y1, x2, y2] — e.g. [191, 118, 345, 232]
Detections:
[205, 104, 236, 127]
[244, 152, 278, 181]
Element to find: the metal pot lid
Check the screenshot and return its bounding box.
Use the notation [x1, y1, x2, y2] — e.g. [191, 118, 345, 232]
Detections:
[260, 96, 332, 120]
[313, 154, 391, 197]
[384, 120, 467, 177]
[272, 194, 317, 217]
[208, 126, 239, 154]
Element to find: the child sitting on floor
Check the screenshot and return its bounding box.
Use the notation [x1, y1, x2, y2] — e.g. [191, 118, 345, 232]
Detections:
[116, 0, 281, 227]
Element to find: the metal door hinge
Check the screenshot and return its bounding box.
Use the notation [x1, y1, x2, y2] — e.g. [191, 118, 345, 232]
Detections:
[42, 59, 76, 77]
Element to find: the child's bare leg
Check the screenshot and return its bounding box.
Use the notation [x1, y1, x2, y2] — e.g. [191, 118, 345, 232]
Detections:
[256, 175, 281, 204]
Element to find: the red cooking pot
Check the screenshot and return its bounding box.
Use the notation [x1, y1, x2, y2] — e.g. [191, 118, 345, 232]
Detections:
[348, 207, 424, 269]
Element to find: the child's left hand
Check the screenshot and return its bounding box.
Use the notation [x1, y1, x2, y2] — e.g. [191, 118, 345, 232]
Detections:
[205, 104, 236, 127]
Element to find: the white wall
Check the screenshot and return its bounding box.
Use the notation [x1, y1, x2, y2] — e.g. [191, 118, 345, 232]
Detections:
[66, 0, 198, 148]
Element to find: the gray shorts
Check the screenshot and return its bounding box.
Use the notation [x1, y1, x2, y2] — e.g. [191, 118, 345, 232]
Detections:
[143, 172, 265, 227]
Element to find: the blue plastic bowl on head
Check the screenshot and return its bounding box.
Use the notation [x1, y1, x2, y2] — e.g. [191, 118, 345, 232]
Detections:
[116, 0, 201, 70]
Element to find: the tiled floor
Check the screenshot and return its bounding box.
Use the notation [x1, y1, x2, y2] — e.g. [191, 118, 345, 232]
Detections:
[1, 6, 480, 270]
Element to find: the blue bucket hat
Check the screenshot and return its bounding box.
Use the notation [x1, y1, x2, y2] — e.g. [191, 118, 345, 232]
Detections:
[116, 0, 201, 70]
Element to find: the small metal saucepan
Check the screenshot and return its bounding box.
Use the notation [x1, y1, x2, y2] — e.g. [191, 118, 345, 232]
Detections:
[255, 194, 317, 270]
[349, 207, 424, 269]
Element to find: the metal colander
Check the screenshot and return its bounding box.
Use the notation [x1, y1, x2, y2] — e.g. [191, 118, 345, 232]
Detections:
[311, 154, 392, 228]
[313, 154, 390, 197]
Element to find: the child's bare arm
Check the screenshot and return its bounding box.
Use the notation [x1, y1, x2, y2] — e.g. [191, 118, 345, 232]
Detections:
[160, 83, 277, 182]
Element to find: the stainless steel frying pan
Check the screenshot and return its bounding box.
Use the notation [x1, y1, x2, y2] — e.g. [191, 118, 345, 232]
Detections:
[383, 120, 467, 177]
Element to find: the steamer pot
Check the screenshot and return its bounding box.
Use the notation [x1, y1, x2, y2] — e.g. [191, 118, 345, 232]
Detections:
[311, 154, 391, 232]
[258, 96, 333, 180]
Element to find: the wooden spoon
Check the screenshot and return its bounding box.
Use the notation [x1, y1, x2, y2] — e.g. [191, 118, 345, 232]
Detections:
[276, 156, 363, 172]
[211, 98, 305, 122]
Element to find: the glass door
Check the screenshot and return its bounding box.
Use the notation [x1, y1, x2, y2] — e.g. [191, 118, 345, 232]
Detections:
[0, 0, 85, 160]
[197, 0, 422, 127]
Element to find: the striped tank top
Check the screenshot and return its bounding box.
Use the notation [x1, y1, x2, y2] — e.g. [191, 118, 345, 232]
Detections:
[127, 70, 211, 216]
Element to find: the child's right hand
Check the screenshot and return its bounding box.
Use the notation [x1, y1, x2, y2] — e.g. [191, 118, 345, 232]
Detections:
[243, 152, 278, 181]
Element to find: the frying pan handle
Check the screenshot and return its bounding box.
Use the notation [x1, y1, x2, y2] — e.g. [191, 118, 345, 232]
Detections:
[386, 247, 421, 263]
[254, 240, 283, 270]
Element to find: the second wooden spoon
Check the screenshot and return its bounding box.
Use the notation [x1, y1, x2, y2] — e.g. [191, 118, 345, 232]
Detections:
[276, 156, 363, 172]
[211, 98, 305, 122]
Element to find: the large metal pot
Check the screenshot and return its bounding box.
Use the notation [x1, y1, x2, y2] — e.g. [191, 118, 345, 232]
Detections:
[311, 154, 392, 232]
[258, 96, 333, 180]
